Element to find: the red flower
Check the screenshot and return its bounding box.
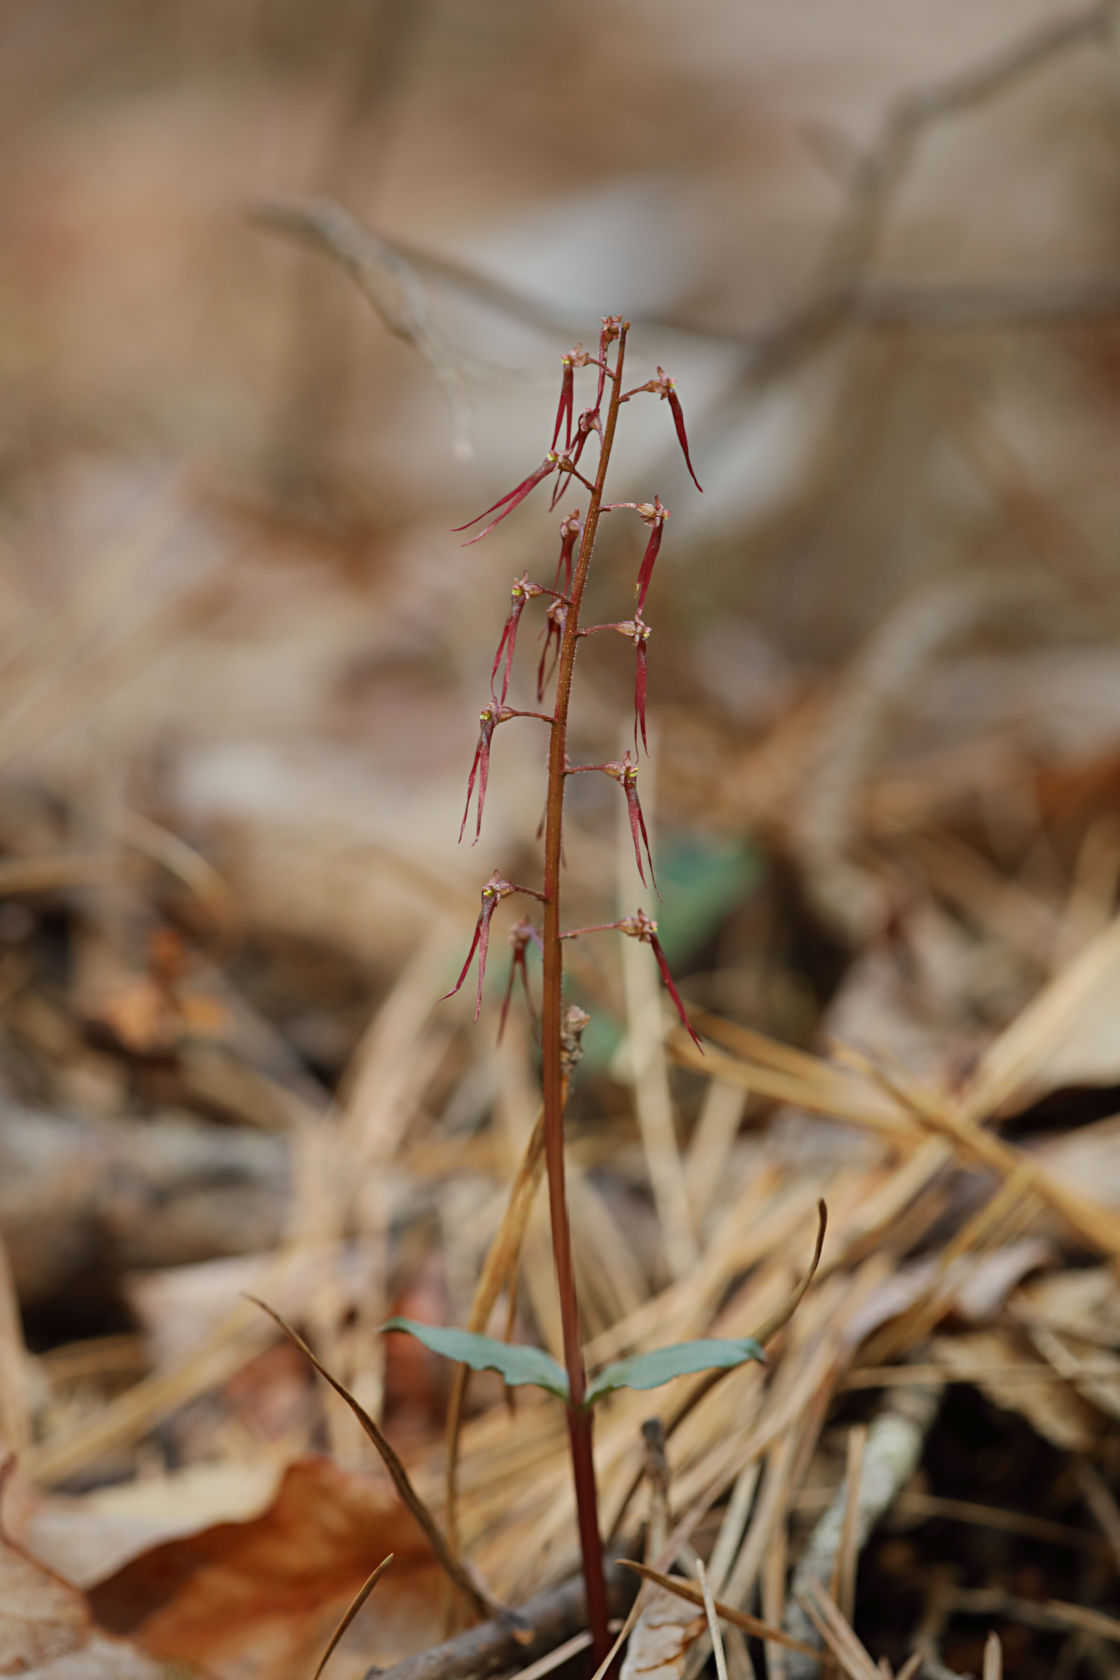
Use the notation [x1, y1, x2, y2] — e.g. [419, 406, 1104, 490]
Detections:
[619, 909, 702, 1049]
[549, 415, 599, 508]
[632, 619, 650, 754]
[578, 612, 653, 754]
[595, 315, 624, 413]
[491, 573, 545, 704]
[460, 702, 511, 844]
[497, 916, 542, 1043]
[603, 752, 658, 895]
[443, 874, 547, 1023]
[558, 906, 703, 1049]
[627, 367, 702, 492]
[554, 510, 582, 593]
[634, 497, 669, 614]
[597, 615, 652, 755]
[442, 871, 515, 1022]
[552, 353, 576, 452]
[537, 598, 568, 701]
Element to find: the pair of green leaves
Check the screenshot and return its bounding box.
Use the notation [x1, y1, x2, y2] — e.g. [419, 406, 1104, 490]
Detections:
[381, 1317, 765, 1406]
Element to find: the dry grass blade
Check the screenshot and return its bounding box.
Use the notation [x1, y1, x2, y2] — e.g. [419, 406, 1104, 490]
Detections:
[607, 1200, 828, 1544]
[695, 1559, 728, 1680]
[0, 854, 141, 895]
[620, 1563, 818, 1658]
[752, 1200, 828, 1346]
[832, 1427, 867, 1626]
[312, 1552, 393, 1680]
[513, 1630, 595, 1680]
[1072, 1458, 1120, 1570]
[0, 1239, 30, 1453]
[248, 1296, 505, 1622]
[963, 909, 1120, 1122]
[982, 1631, 1002, 1680]
[620, 1418, 697, 1680]
[662, 1199, 827, 1443]
[0, 575, 232, 772]
[799, 1579, 880, 1680]
[671, 1033, 912, 1139]
[593, 1600, 645, 1680]
[836, 1041, 1120, 1260]
[1043, 1599, 1120, 1644]
[122, 809, 244, 960]
[446, 1106, 547, 1553]
[24, 1298, 278, 1485]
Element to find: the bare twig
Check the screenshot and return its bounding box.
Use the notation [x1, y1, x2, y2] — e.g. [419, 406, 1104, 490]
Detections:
[252, 197, 476, 458]
[252, 0, 1120, 456]
[363, 1563, 637, 1680]
[737, 0, 1120, 385]
[785, 1381, 942, 1676]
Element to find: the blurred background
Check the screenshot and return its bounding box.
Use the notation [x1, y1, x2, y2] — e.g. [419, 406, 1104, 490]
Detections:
[5, 3, 1120, 1677]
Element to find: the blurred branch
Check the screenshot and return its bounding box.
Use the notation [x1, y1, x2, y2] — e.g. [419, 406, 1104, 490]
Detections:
[853, 273, 1120, 332]
[366, 1561, 637, 1680]
[252, 196, 476, 458]
[253, 0, 1120, 446]
[739, 0, 1120, 382]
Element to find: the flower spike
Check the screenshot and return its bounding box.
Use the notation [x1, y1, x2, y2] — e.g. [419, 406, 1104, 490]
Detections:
[497, 916, 542, 1043]
[454, 456, 561, 546]
[620, 908, 703, 1049]
[634, 497, 669, 614]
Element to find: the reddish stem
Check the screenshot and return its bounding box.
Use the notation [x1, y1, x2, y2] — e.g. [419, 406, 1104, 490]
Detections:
[539, 323, 629, 1666]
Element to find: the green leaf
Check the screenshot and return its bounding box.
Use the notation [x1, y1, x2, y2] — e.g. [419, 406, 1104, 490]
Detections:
[584, 1337, 766, 1404]
[380, 1318, 570, 1400]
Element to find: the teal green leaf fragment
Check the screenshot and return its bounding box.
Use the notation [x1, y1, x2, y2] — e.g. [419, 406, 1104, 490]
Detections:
[380, 1318, 570, 1400]
[584, 1337, 766, 1404]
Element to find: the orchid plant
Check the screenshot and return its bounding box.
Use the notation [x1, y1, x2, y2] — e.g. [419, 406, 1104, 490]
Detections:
[383, 319, 770, 1662]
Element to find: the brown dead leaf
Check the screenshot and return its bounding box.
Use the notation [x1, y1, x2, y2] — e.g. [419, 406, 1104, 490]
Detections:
[0, 1531, 164, 1679]
[27, 1458, 286, 1589]
[88, 1456, 442, 1680]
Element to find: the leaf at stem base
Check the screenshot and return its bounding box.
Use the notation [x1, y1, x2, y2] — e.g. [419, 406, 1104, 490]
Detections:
[381, 1318, 570, 1400]
[584, 1336, 766, 1404]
